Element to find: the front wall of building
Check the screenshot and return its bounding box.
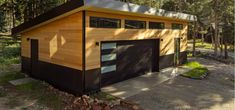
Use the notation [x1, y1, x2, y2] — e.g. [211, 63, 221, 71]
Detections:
[20, 12, 84, 95]
[85, 11, 188, 70]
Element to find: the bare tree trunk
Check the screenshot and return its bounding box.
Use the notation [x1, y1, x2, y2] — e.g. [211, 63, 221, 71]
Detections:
[192, 19, 197, 57]
[211, 29, 215, 47]
[214, 0, 219, 56]
[220, 36, 223, 56]
[202, 33, 204, 45]
[224, 39, 228, 59]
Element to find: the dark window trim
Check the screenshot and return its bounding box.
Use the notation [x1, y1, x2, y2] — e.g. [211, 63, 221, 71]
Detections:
[125, 19, 146, 29]
[89, 16, 121, 28]
[172, 23, 183, 30]
[149, 21, 165, 29]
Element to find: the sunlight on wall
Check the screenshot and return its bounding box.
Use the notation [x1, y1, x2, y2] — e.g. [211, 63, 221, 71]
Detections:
[49, 35, 58, 58]
[61, 35, 66, 45]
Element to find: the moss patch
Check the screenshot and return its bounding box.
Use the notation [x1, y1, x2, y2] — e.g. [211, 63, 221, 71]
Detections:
[182, 61, 209, 79]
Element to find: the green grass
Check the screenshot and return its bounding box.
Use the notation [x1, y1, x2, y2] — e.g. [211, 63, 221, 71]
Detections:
[181, 67, 208, 78]
[195, 42, 213, 49]
[16, 81, 63, 109]
[91, 92, 117, 101]
[184, 61, 202, 68]
[182, 61, 209, 79]
[190, 39, 235, 52]
[0, 72, 25, 84]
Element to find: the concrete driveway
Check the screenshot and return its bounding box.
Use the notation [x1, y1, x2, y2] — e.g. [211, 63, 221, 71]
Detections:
[102, 58, 235, 110]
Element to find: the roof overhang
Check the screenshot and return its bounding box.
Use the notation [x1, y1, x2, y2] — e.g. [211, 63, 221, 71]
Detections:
[84, 0, 196, 21]
[12, 0, 197, 35]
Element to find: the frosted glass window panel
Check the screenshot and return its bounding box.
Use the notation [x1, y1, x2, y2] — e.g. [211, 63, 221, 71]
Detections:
[101, 43, 117, 50]
[101, 65, 116, 74]
[102, 54, 117, 62]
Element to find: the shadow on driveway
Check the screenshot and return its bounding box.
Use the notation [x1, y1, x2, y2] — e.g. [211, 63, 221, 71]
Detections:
[126, 57, 234, 110]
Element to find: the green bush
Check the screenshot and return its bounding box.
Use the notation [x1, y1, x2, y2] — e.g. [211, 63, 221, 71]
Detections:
[0, 42, 20, 65]
[2, 44, 20, 58]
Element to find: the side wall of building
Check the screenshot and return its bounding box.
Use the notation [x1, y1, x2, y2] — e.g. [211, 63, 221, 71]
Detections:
[85, 11, 187, 70]
[21, 12, 84, 95]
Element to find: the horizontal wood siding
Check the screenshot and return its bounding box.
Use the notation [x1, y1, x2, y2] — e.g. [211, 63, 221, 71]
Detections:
[21, 12, 83, 70]
[85, 11, 188, 70]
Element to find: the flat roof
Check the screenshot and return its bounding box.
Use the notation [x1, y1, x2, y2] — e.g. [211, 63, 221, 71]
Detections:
[12, 0, 196, 35]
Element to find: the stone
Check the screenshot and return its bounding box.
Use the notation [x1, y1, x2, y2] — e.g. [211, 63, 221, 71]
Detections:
[9, 78, 36, 86]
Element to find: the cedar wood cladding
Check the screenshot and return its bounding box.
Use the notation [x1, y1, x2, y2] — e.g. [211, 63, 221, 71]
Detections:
[21, 12, 83, 70]
[85, 11, 188, 70]
[21, 10, 188, 71]
[19, 10, 188, 95]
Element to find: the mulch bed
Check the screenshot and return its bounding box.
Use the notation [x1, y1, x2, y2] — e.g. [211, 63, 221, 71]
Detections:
[47, 85, 141, 110]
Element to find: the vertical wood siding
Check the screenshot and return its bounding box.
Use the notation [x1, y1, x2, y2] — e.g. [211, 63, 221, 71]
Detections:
[85, 11, 188, 70]
[21, 12, 83, 70]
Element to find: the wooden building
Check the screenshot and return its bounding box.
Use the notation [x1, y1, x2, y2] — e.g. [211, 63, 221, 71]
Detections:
[12, 0, 196, 95]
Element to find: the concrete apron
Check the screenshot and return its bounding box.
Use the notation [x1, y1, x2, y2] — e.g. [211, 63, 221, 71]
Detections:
[101, 66, 192, 99]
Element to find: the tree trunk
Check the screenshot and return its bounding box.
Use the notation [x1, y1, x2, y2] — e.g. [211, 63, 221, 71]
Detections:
[220, 35, 223, 56]
[192, 20, 197, 57]
[211, 29, 215, 47]
[201, 33, 204, 45]
[224, 40, 228, 59]
[214, 0, 219, 56]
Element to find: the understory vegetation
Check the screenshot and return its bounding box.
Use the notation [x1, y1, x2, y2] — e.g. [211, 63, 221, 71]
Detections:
[181, 61, 209, 79]
[0, 36, 20, 71]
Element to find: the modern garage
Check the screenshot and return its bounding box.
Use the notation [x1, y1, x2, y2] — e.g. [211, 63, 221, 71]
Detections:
[13, 0, 195, 95]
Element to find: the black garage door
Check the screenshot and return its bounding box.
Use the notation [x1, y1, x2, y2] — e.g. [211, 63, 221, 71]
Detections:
[101, 39, 159, 87]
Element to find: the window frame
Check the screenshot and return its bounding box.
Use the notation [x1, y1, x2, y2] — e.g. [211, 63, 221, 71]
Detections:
[172, 23, 183, 30]
[125, 20, 146, 29]
[89, 16, 121, 28]
[149, 21, 165, 29]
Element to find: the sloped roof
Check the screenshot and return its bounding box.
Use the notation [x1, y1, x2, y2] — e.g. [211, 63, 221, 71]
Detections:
[12, 0, 196, 35]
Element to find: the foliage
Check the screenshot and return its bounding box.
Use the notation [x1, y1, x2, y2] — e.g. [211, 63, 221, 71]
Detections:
[0, 0, 69, 33]
[0, 37, 20, 65]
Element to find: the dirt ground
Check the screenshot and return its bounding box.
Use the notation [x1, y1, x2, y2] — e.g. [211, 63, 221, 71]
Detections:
[127, 57, 235, 110]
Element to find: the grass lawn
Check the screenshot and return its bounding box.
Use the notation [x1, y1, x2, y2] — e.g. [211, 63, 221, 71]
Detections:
[188, 39, 234, 52]
[182, 61, 209, 79]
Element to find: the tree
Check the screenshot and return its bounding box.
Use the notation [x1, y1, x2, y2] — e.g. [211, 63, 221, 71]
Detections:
[0, 0, 69, 33]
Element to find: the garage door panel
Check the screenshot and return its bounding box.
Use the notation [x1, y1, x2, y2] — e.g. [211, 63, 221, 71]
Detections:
[101, 39, 159, 87]
[117, 41, 154, 77]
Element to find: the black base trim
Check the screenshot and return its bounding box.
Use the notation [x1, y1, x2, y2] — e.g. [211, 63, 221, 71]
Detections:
[21, 57, 83, 95]
[21, 56, 31, 75]
[159, 51, 187, 69]
[85, 69, 101, 93]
